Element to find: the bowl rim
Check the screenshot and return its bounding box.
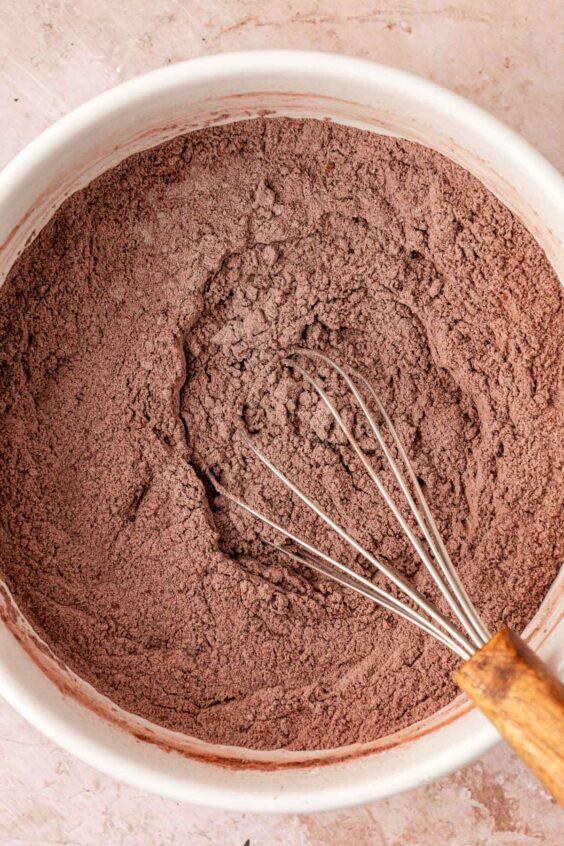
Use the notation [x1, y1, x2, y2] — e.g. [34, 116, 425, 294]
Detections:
[1, 50, 563, 214]
[0, 49, 562, 813]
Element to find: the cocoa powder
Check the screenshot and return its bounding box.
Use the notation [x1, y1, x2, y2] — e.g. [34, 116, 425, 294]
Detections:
[0, 118, 562, 750]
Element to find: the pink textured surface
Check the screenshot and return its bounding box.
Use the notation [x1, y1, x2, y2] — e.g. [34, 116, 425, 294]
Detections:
[0, 2, 562, 843]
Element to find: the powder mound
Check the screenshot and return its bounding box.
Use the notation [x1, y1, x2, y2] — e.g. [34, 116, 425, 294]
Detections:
[0, 119, 562, 751]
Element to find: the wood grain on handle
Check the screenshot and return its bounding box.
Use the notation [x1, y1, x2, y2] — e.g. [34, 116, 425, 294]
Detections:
[455, 629, 564, 805]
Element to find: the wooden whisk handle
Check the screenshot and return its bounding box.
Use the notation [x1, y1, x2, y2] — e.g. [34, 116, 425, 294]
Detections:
[454, 629, 564, 805]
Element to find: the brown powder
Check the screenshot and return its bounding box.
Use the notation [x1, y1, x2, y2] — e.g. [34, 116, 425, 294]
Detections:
[0, 118, 562, 751]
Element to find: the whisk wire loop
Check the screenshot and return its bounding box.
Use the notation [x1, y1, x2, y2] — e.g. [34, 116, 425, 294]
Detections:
[286, 350, 488, 648]
[207, 350, 490, 660]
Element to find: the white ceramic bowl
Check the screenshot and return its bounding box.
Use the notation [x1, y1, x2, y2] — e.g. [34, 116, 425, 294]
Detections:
[0, 51, 562, 814]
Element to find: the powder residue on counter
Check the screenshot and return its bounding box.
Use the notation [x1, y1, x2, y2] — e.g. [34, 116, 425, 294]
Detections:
[0, 119, 562, 750]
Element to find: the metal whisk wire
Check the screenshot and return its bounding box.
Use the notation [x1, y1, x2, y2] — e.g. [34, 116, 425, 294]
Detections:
[209, 471, 472, 660]
[208, 350, 491, 660]
[285, 350, 489, 648]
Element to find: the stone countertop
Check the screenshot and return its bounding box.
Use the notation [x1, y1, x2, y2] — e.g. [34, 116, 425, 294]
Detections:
[0, 2, 562, 844]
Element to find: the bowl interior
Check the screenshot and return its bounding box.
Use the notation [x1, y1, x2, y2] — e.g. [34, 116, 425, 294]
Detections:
[0, 53, 562, 812]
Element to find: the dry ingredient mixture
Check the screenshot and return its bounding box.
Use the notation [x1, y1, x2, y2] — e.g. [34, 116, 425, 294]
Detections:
[0, 119, 562, 751]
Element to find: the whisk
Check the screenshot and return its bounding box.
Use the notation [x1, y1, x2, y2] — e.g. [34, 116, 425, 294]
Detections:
[210, 349, 564, 803]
